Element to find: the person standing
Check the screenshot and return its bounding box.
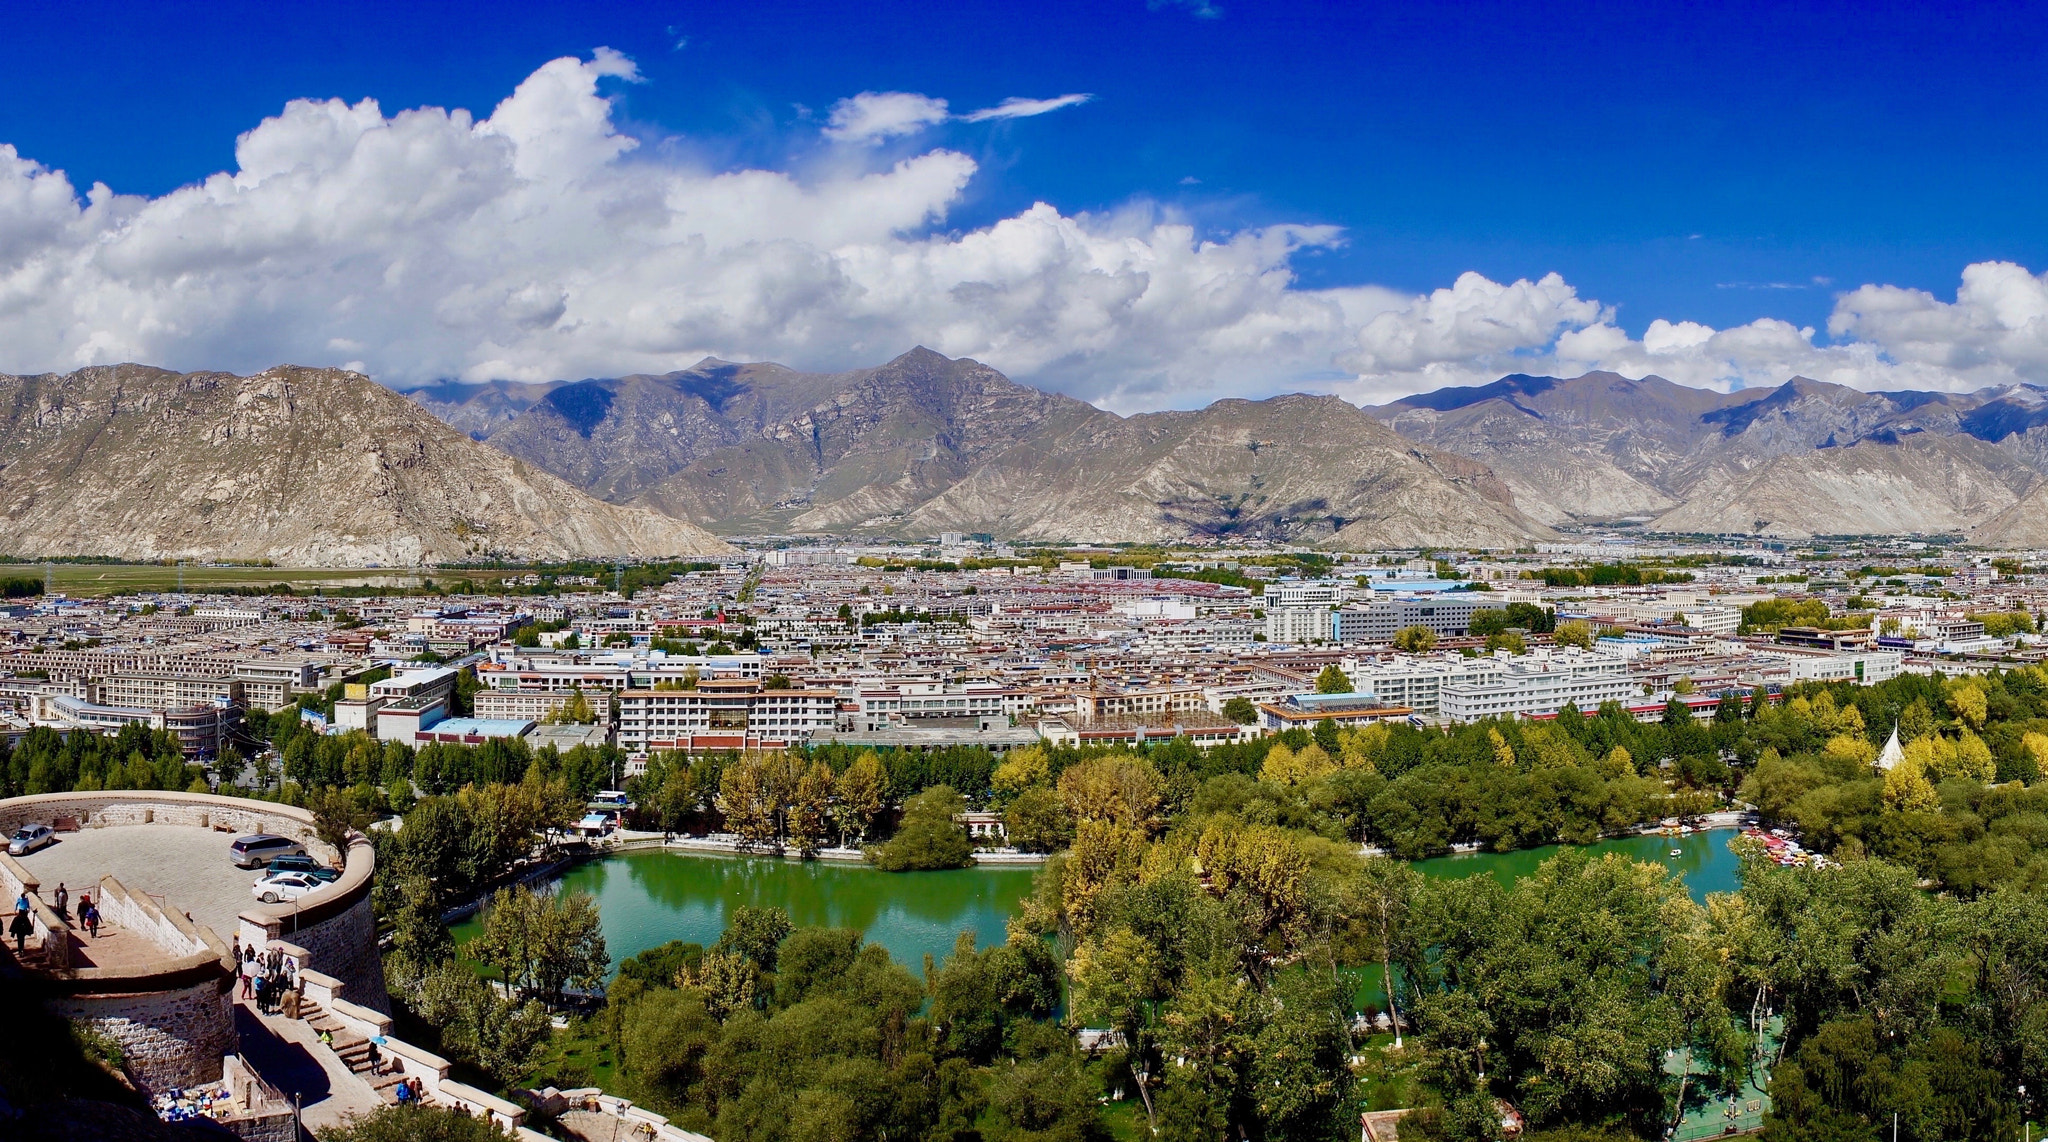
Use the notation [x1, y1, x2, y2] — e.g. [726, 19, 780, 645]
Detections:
[52, 883, 67, 920]
[9, 905, 31, 953]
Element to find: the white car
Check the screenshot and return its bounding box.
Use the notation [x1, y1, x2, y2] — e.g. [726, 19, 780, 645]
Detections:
[251, 871, 324, 904]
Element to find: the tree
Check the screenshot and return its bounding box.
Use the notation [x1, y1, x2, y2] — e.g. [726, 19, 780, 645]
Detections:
[868, 785, 975, 871]
[1553, 619, 1594, 649]
[1340, 856, 1420, 1047]
[306, 785, 371, 855]
[1005, 786, 1073, 853]
[762, 673, 793, 690]
[546, 687, 597, 725]
[1314, 664, 1352, 694]
[408, 958, 552, 1083]
[1393, 625, 1437, 652]
[317, 1103, 515, 1141]
[1057, 756, 1164, 829]
[1220, 696, 1258, 725]
[467, 885, 610, 1006]
[717, 753, 784, 849]
[833, 750, 888, 845]
[789, 760, 834, 858]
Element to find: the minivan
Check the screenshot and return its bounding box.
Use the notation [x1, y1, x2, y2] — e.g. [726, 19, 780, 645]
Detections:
[230, 834, 306, 869]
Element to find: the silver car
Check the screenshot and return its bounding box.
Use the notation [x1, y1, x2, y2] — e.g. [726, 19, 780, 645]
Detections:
[7, 824, 54, 856]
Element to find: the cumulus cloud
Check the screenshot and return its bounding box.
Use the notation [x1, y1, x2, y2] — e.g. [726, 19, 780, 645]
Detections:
[822, 91, 951, 144]
[962, 94, 1093, 122]
[1328, 262, 2048, 407]
[0, 50, 2044, 414]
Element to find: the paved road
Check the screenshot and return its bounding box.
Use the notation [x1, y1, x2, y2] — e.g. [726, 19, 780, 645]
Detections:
[17, 824, 263, 942]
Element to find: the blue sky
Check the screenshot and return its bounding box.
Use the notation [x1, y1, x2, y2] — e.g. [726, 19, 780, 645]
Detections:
[2, 0, 2045, 407]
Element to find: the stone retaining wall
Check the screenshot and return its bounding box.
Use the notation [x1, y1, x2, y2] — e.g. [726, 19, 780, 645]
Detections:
[48, 974, 235, 1094]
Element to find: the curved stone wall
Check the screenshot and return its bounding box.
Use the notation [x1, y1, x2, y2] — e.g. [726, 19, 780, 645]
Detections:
[0, 790, 389, 1088]
[46, 973, 236, 1094]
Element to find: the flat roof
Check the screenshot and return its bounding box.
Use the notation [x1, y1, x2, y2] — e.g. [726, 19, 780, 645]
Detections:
[421, 717, 534, 736]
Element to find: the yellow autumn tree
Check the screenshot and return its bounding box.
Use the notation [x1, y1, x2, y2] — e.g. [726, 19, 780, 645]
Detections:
[2023, 731, 2048, 777]
[1823, 733, 1876, 767]
[1337, 724, 1390, 769]
[1261, 742, 1335, 785]
[1945, 681, 1989, 730]
[1488, 727, 1517, 769]
[992, 745, 1051, 795]
[1883, 756, 1939, 812]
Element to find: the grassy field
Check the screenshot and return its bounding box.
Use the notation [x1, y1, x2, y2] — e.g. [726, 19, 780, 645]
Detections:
[23, 563, 524, 597]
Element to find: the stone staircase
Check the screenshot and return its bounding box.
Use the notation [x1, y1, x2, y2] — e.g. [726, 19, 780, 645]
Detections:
[302, 1000, 408, 1104]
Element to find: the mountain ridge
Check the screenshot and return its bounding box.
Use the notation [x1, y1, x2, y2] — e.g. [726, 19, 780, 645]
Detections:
[0, 364, 733, 565]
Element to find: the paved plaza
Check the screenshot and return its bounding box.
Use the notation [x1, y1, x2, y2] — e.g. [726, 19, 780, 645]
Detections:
[17, 824, 281, 942]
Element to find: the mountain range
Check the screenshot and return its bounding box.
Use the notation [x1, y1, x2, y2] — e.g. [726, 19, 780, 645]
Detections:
[0, 365, 732, 565]
[1363, 372, 2048, 543]
[408, 348, 1545, 548]
[0, 350, 2035, 567]
[411, 348, 2048, 547]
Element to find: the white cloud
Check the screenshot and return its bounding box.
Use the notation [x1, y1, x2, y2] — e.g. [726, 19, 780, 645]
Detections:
[823, 91, 950, 144]
[962, 94, 1093, 122]
[1, 50, 2044, 415]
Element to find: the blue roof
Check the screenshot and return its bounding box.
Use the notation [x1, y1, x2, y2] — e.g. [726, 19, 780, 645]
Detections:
[421, 717, 533, 737]
[1362, 578, 1470, 593]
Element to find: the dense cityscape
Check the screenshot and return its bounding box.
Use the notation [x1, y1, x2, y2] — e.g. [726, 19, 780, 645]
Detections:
[5, 536, 2048, 1139]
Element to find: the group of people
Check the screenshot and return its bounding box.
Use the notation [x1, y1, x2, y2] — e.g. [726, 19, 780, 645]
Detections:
[234, 941, 300, 1016]
[6, 882, 97, 953]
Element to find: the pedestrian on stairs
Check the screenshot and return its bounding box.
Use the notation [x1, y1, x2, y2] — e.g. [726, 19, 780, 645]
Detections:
[8, 905, 30, 952]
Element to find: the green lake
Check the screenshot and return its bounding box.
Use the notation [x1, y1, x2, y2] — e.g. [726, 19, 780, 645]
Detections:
[454, 850, 1042, 976]
[1412, 828, 1745, 900]
[457, 831, 1744, 980]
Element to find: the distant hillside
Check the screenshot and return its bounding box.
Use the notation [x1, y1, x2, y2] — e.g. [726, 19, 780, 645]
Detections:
[0, 365, 734, 565]
[425, 348, 1551, 548]
[1368, 371, 2048, 539]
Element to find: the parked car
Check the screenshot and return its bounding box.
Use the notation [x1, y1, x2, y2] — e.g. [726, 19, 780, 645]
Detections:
[264, 853, 340, 883]
[230, 834, 306, 869]
[7, 824, 54, 856]
[251, 871, 325, 904]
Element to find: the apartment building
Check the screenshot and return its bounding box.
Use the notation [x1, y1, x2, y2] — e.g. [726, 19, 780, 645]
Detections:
[1436, 653, 1639, 721]
[615, 679, 838, 755]
[1336, 656, 1508, 716]
[99, 673, 243, 711]
[1265, 607, 1333, 645]
[1255, 691, 1414, 732]
[848, 683, 1020, 730]
[1331, 594, 1504, 643]
[473, 688, 608, 725]
[1069, 686, 1210, 724]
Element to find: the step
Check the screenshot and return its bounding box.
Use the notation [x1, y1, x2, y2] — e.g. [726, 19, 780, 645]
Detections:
[368, 1073, 407, 1101]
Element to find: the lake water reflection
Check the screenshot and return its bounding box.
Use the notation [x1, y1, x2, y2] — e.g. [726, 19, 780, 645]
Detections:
[463, 831, 1744, 979]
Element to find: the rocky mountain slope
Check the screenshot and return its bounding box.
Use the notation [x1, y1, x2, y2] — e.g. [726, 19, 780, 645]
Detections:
[0, 365, 733, 565]
[423, 348, 1549, 547]
[1368, 372, 2048, 539]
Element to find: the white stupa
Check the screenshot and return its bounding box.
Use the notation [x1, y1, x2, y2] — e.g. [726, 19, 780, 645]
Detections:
[1876, 724, 1904, 771]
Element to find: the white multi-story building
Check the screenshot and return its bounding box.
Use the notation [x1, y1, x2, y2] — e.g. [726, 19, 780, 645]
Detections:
[1337, 656, 1508, 716]
[1264, 580, 1348, 608]
[1332, 594, 1507, 643]
[1754, 647, 1903, 685]
[615, 679, 838, 757]
[1436, 652, 1640, 721]
[1265, 607, 1333, 645]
